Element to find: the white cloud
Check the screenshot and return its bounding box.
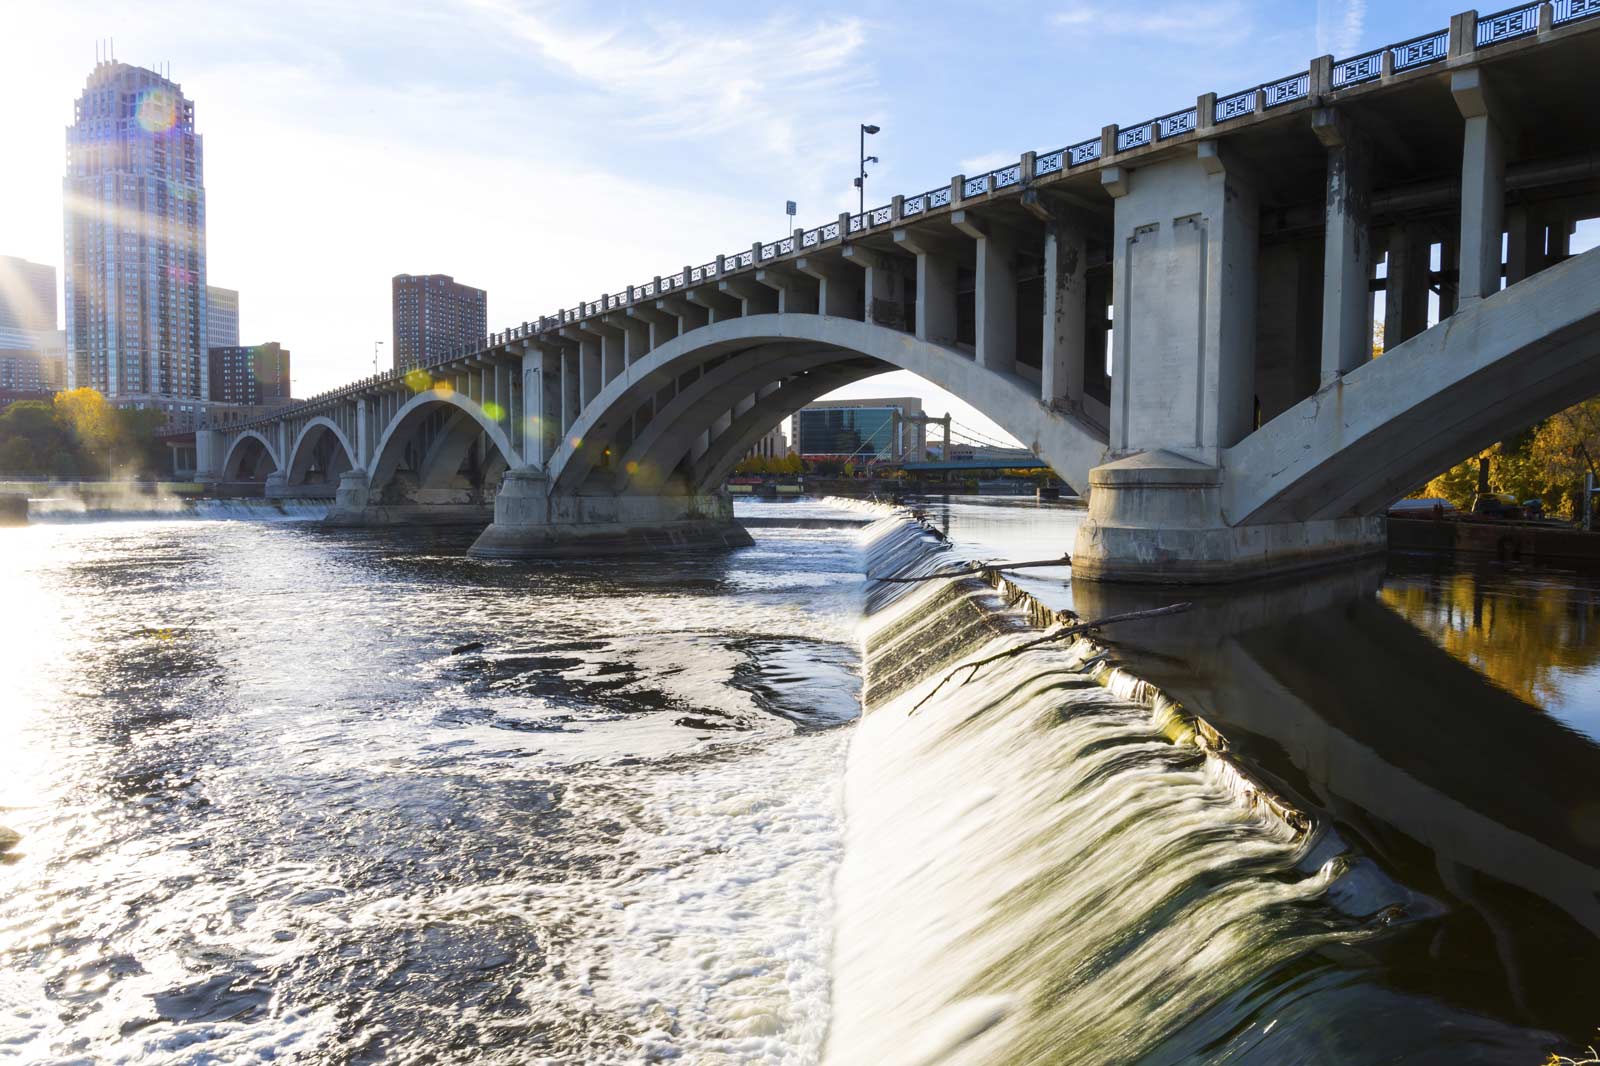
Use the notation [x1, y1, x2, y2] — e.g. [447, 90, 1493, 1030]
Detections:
[1316, 0, 1368, 56]
[1053, 1, 1254, 46]
[959, 151, 1015, 175]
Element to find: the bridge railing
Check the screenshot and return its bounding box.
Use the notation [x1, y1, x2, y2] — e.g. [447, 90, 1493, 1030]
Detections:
[224, 2, 1600, 434]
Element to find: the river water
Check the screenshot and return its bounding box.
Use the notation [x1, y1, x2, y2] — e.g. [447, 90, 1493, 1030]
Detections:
[1, 496, 1598, 1063]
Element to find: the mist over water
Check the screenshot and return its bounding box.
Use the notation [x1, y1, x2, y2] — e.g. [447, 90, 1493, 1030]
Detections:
[2, 500, 1597, 1063]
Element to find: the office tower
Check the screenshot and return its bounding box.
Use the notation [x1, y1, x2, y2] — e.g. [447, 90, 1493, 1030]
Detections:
[0, 256, 57, 351]
[392, 274, 487, 370]
[208, 342, 291, 406]
[207, 285, 239, 347]
[64, 61, 208, 428]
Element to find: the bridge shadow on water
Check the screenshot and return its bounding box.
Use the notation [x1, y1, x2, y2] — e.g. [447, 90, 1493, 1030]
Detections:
[1074, 556, 1600, 1044]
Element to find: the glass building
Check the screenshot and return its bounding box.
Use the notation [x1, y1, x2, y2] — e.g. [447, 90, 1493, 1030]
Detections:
[796, 405, 900, 460]
[207, 285, 239, 347]
[64, 61, 209, 428]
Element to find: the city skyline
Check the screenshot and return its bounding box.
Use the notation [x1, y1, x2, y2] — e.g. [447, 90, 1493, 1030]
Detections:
[5, 1, 1472, 438]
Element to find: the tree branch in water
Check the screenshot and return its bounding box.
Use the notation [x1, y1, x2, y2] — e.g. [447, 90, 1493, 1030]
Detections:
[869, 555, 1072, 583]
[908, 602, 1192, 714]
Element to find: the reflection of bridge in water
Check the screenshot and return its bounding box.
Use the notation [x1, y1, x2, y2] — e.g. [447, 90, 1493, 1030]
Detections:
[206, 7, 1600, 580]
[1075, 560, 1600, 1036]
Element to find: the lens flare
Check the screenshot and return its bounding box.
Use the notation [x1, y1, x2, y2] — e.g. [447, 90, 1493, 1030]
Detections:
[481, 402, 504, 421]
[136, 88, 177, 133]
[569, 435, 583, 449]
[404, 368, 433, 393]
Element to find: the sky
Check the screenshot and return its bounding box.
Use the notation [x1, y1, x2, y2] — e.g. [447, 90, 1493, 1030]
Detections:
[1, 0, 1479, 442]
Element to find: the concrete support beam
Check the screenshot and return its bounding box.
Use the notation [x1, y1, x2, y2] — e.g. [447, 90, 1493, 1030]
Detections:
[628, 304, 679, 350]
[753, 266, 819, 315]
[559, 326, 604, 408]
[892, 228, 961, 347]
[951, 209, 1017, 372]
[684, 285, 741, 324]
[1384, 225, 1430, 348]
[1041, 214, 1090, 410]
[657, 295, 710, 334]
[843, 245, 911, 330]
[603, 312, 653, 366]
[519, 344, 560, 468]
[1505, 205, 1546, 285]
[1314, 108, 1374, 384]
[1452, 67, 1508, 306]
[719, 276, 780, 316]
[587, 318, 627, 386]
[560, 348, 581, 439]
[355, 400, 370, 470]
[797, 256, 861, 319]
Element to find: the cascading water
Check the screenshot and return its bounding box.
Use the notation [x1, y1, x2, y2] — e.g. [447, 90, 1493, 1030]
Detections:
[826, 515, 1556, 1065]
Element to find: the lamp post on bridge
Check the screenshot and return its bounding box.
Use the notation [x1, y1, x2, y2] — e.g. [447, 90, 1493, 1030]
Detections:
[856, 123, 880, 216]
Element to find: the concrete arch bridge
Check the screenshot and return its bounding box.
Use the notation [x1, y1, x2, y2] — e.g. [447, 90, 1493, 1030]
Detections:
[204, 5, 1600, 581]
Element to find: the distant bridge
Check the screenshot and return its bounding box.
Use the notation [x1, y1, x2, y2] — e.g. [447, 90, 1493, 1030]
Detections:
[203, 5, 1600, 581]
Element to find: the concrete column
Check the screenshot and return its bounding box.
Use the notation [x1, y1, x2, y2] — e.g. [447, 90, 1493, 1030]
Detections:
[559, 327, 603, 408]
[719, 277, 779, 316]
[194, 428, 220, 481]
[603, 312, 653, 365]
[796, 256, 861, 319]
[1313, 108, 1374, 384]
[1042, 216, 1089, 408]
[843, 246, 909, 329]
[354, 401, 370, 469]
[951, 210, 1017, 372]
[1452, 67, 1507, 305]
[656, 295, 709, 334]
[560, 348, 581, 438]
[754, 268, 819, 315]
[1504, 205, 1545, 285]
[892, 229, 960, 347]
[1101, 140, 1258, 461]
[684, 285, 741, 323]
[589, 319, 626, 385]
[1384, 225, 1430, 347]
[628, 305, 678, 350]
[519, 346, 550, 467]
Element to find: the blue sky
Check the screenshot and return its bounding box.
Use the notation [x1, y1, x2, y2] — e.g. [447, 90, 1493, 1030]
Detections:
[2, 0, 1475, 435]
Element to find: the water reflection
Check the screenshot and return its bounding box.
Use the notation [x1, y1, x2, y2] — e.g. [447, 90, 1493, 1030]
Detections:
[1075, 563, 1600, 1043]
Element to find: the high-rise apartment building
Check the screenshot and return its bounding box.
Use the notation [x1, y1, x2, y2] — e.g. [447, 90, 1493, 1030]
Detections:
[207, 285, 239, 347]
[209, 342, 290, 406]
[0, 256, 57, 351]
[64, 61, 209, 428]
[392, 274, 487, 370]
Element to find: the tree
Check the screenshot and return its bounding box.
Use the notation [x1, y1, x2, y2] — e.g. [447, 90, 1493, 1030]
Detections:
[0, 400, 74, 475]
[53, 387, 121, 473]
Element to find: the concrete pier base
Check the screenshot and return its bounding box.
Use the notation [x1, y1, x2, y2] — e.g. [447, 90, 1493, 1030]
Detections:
[324, 469, 495, 527]
[1071, 451, 1385, 584]
[468, 469, 753, 558]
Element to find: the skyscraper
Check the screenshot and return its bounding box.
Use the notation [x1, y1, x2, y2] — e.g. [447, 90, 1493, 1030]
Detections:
[209, 342, 290, 406]
[0, 256, 57, 351]
[64, 61, 208, 428]
[392, 274, 487, 370]
[207, 285, 239, 347]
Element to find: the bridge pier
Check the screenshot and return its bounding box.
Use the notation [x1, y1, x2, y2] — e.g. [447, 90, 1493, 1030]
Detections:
[467, 468, 752, 559]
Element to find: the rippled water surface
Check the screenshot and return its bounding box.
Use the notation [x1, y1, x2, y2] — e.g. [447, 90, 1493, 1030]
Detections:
[0, 518, 863, 1064]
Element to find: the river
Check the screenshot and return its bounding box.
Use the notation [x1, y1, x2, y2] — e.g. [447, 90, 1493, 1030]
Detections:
[0, 496, 1596, 1063]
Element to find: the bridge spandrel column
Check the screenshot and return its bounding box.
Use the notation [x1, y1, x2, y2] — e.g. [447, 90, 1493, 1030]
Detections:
[754, 267, 819, 316]
[796, 256, 861, 320]
[952, 210, 1017, 373]
[1383, 226, 1430, 349]
[892, 229, 960, 348]
[1042, 216, 1089, 411]
[1452, 67, 1508, 306]
[843, 245, 913, 331]
[1313, 108, 1374, 385]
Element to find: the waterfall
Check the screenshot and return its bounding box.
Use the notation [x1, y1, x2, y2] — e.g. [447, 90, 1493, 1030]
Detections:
[825, 516, 1546, 1065]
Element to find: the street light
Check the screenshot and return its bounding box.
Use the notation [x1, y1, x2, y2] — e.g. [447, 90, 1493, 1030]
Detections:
[373, 339, 384, 374]
[856, 123, 880, 215]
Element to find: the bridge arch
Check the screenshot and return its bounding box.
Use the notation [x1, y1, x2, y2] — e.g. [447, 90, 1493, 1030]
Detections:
[286, 416, 357, 489]
[220, 429, 281, 483]
[368, 389, 520, 504]
[547, 313, 1109, 497]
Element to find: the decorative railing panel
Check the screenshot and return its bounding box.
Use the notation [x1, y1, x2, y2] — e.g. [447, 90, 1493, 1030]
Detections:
[1477, 3, 1541, 44]
[964, 174, 991, 197]
[1215, 89, 1257, 122]
[1068, 138, 1101, 166]
[1392, 30, 1449, 70]
[761, 243, 777, 260]
[1262, 72, 1310, 107]
[1555, 0, 1600, 23]
[848, 213, 865, 233]
[779, 237, 794, 254]
[1115, 121, 1153, 151]
[802, 228, 821, 248]
[870, 205, 893, 225]
[821, 221, 840, 240]
[1156, 107, 1198, 138]
[1035, 148, 1066, 176]
[928, 187, 952, 208]
[993, 163, 1022, 188]
[1331, 49, 1383, 87]
[902, 194, 926, 216]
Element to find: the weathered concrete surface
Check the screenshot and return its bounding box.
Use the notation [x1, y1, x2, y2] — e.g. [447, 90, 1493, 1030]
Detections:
[468, 469, 752, 558]
[1224, 245, 1600, 525]
[1072, 450, 1384, 583]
